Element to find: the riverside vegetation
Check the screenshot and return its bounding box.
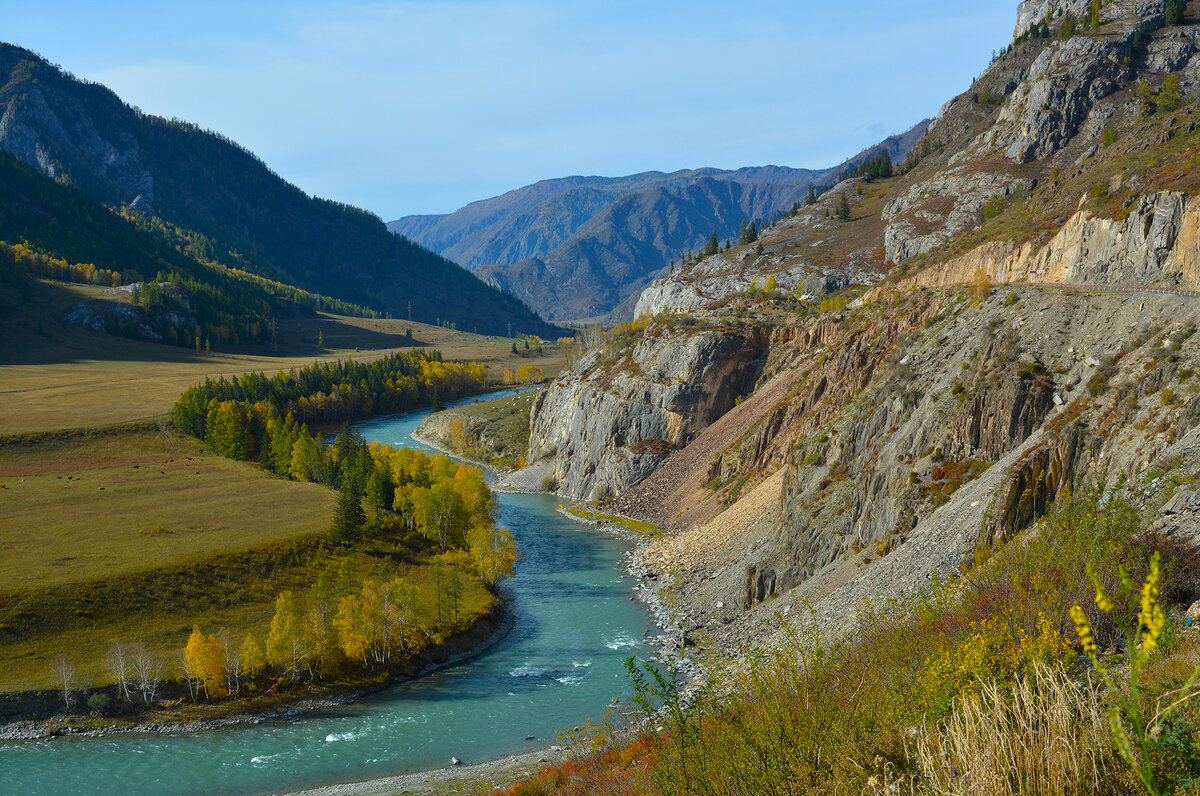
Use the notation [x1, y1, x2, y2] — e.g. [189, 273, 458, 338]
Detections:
[0, 347, 519, 723]
[509, 485, 1200, 795]
[134, 352, 521, 712]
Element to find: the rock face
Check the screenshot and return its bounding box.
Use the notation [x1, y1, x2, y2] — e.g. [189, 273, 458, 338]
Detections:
[1013, 0, 1093, 37]
[887, 190, 1200, 293]
[882, 173, 1030, 264]
[529, 324, 768, 500]
[634, 258, 829, 318]
[0, 85, 154, 205]
[991, 35, 1128, 163]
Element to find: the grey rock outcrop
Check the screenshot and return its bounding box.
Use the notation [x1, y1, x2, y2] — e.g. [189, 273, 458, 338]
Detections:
[1013, 0, 1092, 37]
[992, 35, 1127, 163]
[883, 173, 1030, 263]
[529, 325, 768, 500]
[0, 84, 154, 203]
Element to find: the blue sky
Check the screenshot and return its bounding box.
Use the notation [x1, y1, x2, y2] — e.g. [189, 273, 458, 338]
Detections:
[4, 0, 1017, 219]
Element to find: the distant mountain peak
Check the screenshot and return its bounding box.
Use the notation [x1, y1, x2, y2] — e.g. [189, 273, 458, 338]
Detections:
[388, 121, 930, 323]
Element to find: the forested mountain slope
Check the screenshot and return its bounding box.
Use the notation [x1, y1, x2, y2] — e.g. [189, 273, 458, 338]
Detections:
[0, 43, 560, 338]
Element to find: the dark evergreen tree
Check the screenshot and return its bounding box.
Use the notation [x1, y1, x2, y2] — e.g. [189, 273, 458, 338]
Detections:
[331, 479, 365, 545]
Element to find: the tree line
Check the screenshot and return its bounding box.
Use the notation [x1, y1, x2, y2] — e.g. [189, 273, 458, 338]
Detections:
[171, 350, 489, 448]
[71, 431, 518, 711]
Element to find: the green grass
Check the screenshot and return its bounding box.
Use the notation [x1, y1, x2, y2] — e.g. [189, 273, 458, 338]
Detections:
[566, 504, 662, 536]
[0, 430, 335, 592]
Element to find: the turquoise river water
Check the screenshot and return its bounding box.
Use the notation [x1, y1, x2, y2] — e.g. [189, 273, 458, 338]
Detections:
[1, 390, 650, 795]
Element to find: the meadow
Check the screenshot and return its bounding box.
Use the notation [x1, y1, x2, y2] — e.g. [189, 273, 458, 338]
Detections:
[0, 279, 565, 434]
[0, 277, 538, 698]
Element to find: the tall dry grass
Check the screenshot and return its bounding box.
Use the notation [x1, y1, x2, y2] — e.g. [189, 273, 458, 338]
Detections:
[915, 663, 1115, 795]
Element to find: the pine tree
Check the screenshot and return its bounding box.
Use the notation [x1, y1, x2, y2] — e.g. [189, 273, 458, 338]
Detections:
[365, 460, 394, 512]
[704, 232, 719, 257]
[1166, 0, 1184, 25]
[205, 401, 249, 459]
[332, 478, 365, 545]
[837, 193, 852, 221]
[1159, 75, 1183, 113]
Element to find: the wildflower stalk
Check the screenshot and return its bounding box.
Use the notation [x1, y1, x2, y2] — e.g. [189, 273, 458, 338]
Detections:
[1070, 551, 1197, 795]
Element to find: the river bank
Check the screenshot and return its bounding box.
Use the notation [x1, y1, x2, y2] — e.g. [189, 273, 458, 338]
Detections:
[270, 504, 700, 796]
[0, 595, 515, 742]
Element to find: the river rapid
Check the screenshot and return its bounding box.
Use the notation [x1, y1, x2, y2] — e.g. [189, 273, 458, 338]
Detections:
[1, 390, 650, 795]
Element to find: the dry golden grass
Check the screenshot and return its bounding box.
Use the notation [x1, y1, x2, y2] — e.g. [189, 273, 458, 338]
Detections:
[915, 663, 1114, 795]
[0, 279, 566, 434]
[0, 429, 334, 592]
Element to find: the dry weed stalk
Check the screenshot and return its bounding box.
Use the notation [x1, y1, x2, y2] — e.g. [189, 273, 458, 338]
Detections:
[915, 663, 1109, 795]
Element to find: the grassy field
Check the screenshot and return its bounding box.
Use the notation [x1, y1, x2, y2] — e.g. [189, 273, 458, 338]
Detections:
[0, 279, 567, 434]
[0, 429, 334, 592]
[0, 428, 334, 690]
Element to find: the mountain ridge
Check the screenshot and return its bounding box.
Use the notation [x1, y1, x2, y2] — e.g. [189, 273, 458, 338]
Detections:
[388, 122, 929, 321]
[0, 42, 562, 338]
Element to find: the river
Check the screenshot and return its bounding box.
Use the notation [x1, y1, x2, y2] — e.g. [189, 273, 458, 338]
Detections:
[1, 390, 650, 795]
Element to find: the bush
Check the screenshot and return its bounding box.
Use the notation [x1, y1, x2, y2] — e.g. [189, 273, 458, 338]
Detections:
[540, 473, 559, 493]
[86, 692, 111, 714]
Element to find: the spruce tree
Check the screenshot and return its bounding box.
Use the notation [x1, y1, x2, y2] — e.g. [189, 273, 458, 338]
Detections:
[332, 479, 365, 545]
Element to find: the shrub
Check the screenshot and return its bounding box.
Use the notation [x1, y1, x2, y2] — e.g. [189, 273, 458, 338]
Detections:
[981, 194, 1006, 223]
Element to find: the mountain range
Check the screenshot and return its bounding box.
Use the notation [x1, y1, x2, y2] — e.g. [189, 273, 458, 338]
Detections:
[0, 43, 561, 339]
[388, 125, 929, 322]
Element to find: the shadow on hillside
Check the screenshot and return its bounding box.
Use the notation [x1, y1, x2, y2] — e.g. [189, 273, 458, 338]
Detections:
[0, 280, 428, 366]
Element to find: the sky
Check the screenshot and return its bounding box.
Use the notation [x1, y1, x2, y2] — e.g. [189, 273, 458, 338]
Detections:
[3, 0, 1018, 219]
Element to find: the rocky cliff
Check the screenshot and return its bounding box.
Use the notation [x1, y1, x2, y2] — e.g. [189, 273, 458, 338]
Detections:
[530, 0, 1200, 656]
[529, 320, 768, 500]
